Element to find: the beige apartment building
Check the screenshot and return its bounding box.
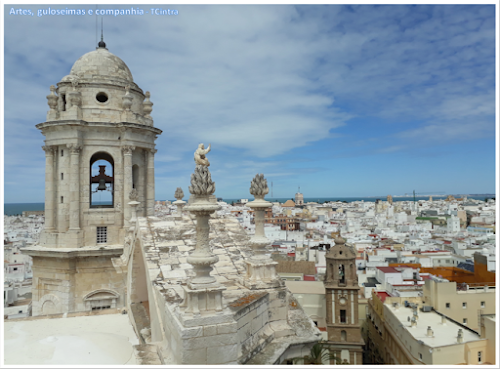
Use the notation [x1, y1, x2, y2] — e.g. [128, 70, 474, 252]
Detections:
[423, 278, 495, 331]
[367, 292, 496, 365]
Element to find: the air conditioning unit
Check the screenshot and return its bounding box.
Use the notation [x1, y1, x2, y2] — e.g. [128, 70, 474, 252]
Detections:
[420, 305, 432, 312]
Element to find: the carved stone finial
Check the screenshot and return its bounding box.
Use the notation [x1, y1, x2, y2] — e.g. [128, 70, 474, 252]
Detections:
[143, 91, 153, 117]
[122, 85, 133, 111]
[244, 172, 282, 289]
[250, 174, 269, 199]
[174, 187, 184, 201]
[194, 143, 211, 167]
[129, 188, 139, 201]
[189, 165, 215, 196]
[46, 85, 58, 111]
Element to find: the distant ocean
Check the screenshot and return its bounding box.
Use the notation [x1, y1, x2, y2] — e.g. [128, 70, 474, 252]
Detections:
[5, 195, 493, 216]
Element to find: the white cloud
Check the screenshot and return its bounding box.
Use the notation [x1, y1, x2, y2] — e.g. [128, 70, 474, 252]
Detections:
[3, 5, 496, 201]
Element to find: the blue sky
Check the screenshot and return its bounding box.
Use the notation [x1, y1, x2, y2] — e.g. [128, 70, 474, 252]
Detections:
[2, 4, 497, 203]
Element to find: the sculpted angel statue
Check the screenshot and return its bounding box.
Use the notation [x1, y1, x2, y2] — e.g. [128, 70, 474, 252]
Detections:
[194, 143, 211, 167]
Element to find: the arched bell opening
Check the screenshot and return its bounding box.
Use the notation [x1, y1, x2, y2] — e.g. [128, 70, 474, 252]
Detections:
[339, 264, 345, 285]
[132, 164, 139, 189]
[90, 152, 114, 208]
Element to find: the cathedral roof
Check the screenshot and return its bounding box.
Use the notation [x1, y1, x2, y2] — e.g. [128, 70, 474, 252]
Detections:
[62, 47, 134, 83]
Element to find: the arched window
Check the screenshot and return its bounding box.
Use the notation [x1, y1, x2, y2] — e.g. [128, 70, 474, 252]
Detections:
[90, 152, 114, 208]
[341, 330, 347, 341]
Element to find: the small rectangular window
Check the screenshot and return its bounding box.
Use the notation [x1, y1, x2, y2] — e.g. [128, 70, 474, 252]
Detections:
[96, 227, 107, 244]
[446, 303, 450, 308]
[481, 301, 485, 308]
[13, 267, 18, 271]
[61, 173, 64, 180]
[478, 351, 482, 363]
[61, 196, 64, 203]
[419, 353, 422, 360]
[463, 318, 467, 324]
[463, 302, 467, 309]
[61, 149, 64, 156]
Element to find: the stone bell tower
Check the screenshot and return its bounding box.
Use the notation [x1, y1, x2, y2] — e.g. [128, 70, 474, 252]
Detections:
[24, 39, 162, 316]
[324, 236, 364, 365]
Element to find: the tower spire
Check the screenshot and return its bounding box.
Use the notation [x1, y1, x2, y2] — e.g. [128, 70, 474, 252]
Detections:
[97, 16, 106, 49]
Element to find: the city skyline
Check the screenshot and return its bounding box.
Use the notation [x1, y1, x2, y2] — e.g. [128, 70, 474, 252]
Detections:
[3, 4, 497, 203]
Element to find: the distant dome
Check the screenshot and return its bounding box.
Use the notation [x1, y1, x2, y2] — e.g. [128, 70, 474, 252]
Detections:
[63, 48, 134, 83]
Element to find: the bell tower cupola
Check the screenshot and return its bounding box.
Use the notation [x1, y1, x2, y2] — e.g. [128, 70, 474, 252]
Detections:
[37, 41, 162, 249]
[25, 41, 162, 317]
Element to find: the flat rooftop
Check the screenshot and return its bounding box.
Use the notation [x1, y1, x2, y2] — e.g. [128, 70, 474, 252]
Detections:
[4, 313, 139, 365]
[285, 281, 326, 294]
[385, 304, 483, 348]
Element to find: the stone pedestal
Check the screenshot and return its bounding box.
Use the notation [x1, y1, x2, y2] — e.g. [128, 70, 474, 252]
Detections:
[173, 199, 186, 220]
[180, 195, 227, 323]
[184, 196, 221, 290]
[128, 200, 140, 227]
[244, 196, 282, 290]
[181, 284, 226, 318]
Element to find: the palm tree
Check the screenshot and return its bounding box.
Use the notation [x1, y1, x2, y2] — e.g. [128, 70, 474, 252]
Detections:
[290, 341, 342, 365]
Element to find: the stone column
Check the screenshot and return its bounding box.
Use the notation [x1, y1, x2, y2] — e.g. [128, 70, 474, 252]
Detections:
[181, 147, 227, 319]
[68, 144, 82, 230]
[42, 145, 56, 231]
[184, 165, 220, 289]
[122, 146, 135, 228]
[244, 174, 282, 289]
[146, 149, 157, 217]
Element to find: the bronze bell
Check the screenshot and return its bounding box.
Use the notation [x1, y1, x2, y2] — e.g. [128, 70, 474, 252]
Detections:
[97, 178, 107, 191]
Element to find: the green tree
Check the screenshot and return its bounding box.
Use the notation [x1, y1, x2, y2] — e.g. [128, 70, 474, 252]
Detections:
[289, 341, 342, 365]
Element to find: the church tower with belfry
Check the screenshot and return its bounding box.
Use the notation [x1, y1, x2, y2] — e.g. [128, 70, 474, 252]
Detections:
[24, 39, 162, 316]
[324, 236, 364, 364]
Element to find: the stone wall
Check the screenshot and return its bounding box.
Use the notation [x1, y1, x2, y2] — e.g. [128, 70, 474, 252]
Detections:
[31, 254, 126, 316]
